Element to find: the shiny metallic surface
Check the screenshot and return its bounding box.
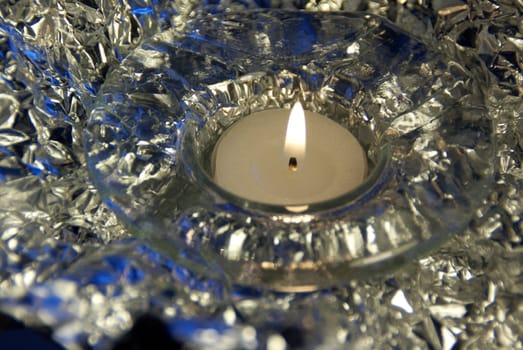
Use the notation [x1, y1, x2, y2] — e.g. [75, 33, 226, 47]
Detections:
[0, 0, 522, 349]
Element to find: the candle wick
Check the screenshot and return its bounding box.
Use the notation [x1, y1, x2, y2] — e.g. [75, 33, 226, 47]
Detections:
[289, 157, 298, 172]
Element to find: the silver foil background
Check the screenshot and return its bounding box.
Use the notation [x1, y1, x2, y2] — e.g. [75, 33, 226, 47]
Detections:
[0, 0, 522, 349]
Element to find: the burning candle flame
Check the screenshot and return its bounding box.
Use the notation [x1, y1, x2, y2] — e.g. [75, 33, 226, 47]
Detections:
[284, 102, 306, 171]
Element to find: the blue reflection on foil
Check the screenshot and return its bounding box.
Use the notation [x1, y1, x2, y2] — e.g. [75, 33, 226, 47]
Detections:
[37, 295, 63, 311]
[130, 7, 154, 15]
[84, 82, 99, 96]
[136, 244, 162, 264]
[288, 15, 316, 55]
[89, 271, 116, 286]
[43, 97, 61, 117]
[232, 285, 263, 299]
[26, 164, 44, 177]
[299, 71, 323, 90]
[23, 49, 41, 62]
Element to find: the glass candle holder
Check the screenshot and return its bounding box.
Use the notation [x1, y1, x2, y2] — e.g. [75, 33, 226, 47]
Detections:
[85, 10, 495, 291]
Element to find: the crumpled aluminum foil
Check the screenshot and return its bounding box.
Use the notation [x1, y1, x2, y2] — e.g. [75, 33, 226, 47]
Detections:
[0, 0, 522, 349]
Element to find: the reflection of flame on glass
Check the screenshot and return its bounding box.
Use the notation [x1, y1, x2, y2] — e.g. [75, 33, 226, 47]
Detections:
[285, 205, 309, 213]
[284, 102, 306, 172]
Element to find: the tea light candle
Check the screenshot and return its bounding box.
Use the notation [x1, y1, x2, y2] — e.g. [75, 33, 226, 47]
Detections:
[212, 102, 367, 208]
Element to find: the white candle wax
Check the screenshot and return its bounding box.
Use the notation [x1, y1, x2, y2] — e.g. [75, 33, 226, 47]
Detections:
[212, 103, 367, 206]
